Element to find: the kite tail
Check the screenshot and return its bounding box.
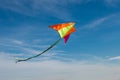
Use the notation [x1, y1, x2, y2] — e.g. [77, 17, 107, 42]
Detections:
[16, 38, 61, 63]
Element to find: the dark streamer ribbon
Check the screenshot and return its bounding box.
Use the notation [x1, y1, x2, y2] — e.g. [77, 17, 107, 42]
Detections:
[16, 38, 61, 63]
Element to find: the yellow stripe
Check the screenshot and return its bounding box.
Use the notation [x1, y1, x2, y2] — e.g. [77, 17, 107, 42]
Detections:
[58, 24, 74, 38]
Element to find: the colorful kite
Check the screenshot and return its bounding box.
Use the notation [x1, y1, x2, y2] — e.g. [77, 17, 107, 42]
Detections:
[16, 22, 76, 63]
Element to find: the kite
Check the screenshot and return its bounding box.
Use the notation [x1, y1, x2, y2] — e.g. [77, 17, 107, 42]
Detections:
[16, 22, 76, 63]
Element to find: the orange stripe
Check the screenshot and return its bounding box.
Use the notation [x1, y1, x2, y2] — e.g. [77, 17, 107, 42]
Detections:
[50, 22, 75, 31]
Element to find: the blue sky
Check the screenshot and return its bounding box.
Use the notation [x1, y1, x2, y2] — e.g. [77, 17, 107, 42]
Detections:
[0, 0, 120, 80]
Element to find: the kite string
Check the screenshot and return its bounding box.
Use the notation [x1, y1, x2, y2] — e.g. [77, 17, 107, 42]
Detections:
[16, 38, 61, 63]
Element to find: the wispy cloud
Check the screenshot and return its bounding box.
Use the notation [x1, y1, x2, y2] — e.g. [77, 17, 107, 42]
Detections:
[11, 39, 24, 45]
[0, 38, 66, 61]
[1, 0, 119, 21]
[0, 39, 46, 54]
[108, 56, 120, 61]
[0, 38, 111, 62]
[105, 0, 120, 7]
[79, 14, 113, 30]
[0, 0, 87, 21]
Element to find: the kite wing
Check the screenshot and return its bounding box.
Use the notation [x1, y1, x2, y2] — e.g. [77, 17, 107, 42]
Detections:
[50, 22, 76, 43]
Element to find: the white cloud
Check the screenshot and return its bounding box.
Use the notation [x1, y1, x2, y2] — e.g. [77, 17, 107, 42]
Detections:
[0, 38, 65, 61]
[12, 39, 24, 45]
[1, 0, 119, 21]
[108, 56, 120, 61]
[80, 14, 113, 30]
[0, 0, 85, 21]
[0, 54, 120, 80]
[79, 13, 120, 31]
[105, 0, 120, 7]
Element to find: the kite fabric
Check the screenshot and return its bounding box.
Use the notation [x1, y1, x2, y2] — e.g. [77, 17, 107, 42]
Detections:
[16, 22, 76, 63]
[50, 22, 76, 43]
